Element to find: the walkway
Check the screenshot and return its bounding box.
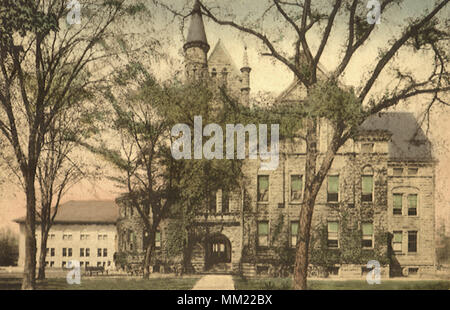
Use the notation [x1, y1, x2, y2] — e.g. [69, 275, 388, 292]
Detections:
[192, 275, 235, 290]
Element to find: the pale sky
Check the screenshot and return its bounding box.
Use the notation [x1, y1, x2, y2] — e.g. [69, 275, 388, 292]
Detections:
[0, 0, 449, 234]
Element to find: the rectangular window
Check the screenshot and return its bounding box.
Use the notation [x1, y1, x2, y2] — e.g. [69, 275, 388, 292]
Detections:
[97, 248, 102, 257]
[86, 248, 90, 257]
[222, 191, 229, 213]
[362, 223, 374, 248]
[62, 248, 67, 257]
[327, 176, 339, 203]
[408, 231, 417, 253]
[393, 168, 403, 176]
[408, 168, 418, 176]
[50, 261, 54, 267]
[85, 262, 90, 267]
[103, 248, 107, 257]
[98, 234, 102, 241]
[258, 221, 269, 247]
[393, 194, 403, 215]
[97, 262, 102, 267]
[155, 231, 161, 248]
[80, 262, 84, 267]
[80, 248, 85, 257]
[408, 194, 418, 216]
[291, 175, 303, 202]
[50, 248, 55, 257]
[361, 176, 374, 202]
[258, 176, 269, 202]
[361, 143, 374, 153]
[68, 248, 72, 257]
[290, 222, 299, 248]
[62, 261, 66, 268]
[327, 222, 339, 248]
[103, 234, 107, 240]
[393, 231, 402, 253]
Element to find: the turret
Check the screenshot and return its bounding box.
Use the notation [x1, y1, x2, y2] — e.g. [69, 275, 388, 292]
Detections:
[184, 0, 210, 82]
[240, 46, 251, 105]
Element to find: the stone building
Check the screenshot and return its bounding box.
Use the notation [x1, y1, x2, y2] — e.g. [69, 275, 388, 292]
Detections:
[117, 0, 436, 278]
[15, 200, 119, 269]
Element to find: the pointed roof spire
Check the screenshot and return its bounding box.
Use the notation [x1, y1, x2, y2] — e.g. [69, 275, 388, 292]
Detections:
[184, 0, 210, 53]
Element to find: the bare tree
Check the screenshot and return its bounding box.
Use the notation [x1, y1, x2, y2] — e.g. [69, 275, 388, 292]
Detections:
[159, 0, 449, 289]
[0, 0, 150, 289]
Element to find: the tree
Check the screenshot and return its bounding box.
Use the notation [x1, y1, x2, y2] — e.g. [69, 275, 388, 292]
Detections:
[36, 101, 101, 280]
[0, 0, 151, 289]
[160, 0, 449, 289]
[0, 228, 19, 266]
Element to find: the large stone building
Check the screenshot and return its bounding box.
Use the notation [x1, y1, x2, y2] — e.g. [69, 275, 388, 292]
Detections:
[15, 201, 119, 269]
[117, 1, 436, 278]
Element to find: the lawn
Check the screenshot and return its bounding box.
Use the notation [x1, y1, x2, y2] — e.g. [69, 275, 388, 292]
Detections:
[0, 276, 200, 290]
[233, 277, 450, 290]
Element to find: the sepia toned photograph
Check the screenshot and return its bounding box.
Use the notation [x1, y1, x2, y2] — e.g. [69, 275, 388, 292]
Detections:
[0, 0, 449, 297]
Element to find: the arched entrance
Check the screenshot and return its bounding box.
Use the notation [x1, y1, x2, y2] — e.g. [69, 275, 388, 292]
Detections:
[205, 234, 231, 270]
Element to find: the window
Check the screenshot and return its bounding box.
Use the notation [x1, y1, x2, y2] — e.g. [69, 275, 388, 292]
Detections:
[50, 261, 54, 267]
[408, 168, 418, 176]
[222, 190, 229, 213]
[155, 231, 161, 248]
[103, 248, 107, 257]
[97, 248, 102, 257]
[290, 175, 303, 202]
[361, 143, 374, 153]
[257, 176, 269, 202]
[62, 248, 67, 257]
[63, 234, 72, 240]
[393, 168, 403, 176]
[393, 194, 403, 215]
[98, 234, 102, 241]
[327, 222, 339, 248]
[80, 234, 89, 240]
[80, 248, 85, 257]
[393, 231, 402, 253]
[362, 223, 374, 248]
[97, 262, 102, 267]
[86, 248, 90, 257]
[290, 222, 299, 248]
[257, 221, 269, 247]
[408, 194, 418, 216]
[80, 262, 84, 267]
[209, 191, 217, 213]
[85, 262, 90, 267]
[327, 176, 339, 203]
[362, 175, 373, 202]
[68, 248, 72, 257]
[49, 234, 55, 240]
[62, 261, 66, 268]
[408, 231, 417, 253]
[103, 234, 107, 240]
[50, 248, 55, 257]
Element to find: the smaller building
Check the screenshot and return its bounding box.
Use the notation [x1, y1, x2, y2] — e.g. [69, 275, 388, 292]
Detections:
[14, 200, 119, 269]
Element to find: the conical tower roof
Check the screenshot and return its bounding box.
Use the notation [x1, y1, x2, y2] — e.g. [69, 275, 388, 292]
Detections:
[184, 0, 210, 52]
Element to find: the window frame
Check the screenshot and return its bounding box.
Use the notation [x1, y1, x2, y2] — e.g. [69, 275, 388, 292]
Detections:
[407, 231, 418, 253]
[257, 175, 270, 203]
[290, 174, 303, 203]
[361, 175, 374, 203]
[393, 193, 403, 215]
[257, 221, 269, 248]
[290, 221, 299, 248]
[327, 221, 339, 249]
[392, 231, 402, 253]
[361, 223, 374, 249]
[407, 194, 418, 216]
[327, 175, 339, 203]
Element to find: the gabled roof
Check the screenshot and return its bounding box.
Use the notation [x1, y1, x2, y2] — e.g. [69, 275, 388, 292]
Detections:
[360, 112, 433, 161]
[208, 39, 241, 76]
[14, 200, 119, 225]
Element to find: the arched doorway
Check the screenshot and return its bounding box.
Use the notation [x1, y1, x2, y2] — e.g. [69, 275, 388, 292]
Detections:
[205, 234, 231, 270]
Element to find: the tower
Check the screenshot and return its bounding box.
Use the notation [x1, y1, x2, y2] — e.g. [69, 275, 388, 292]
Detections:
[240, 46, 251, 106]
[184, 0, 210, 82]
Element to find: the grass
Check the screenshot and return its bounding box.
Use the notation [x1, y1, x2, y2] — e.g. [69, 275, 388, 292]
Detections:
[0, 276, 200, 290]
[233, 277, 450, 290]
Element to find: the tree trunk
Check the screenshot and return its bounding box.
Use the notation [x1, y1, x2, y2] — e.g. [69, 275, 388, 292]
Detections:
[143, 230, 155, 279]
[22, 177, 37, 290]
[37, 226, 49, 280]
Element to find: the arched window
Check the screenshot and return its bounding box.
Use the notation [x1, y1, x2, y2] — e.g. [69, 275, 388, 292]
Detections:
[362, 166, 374, 202]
